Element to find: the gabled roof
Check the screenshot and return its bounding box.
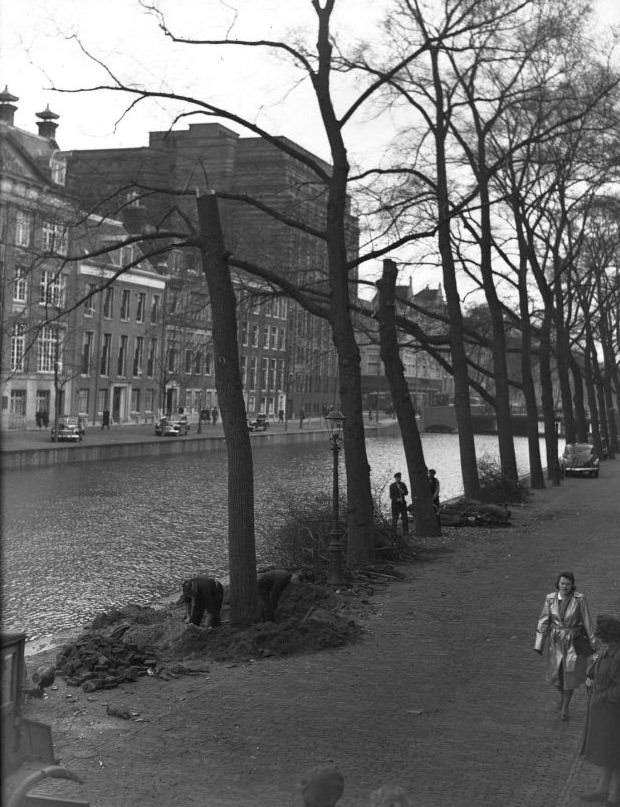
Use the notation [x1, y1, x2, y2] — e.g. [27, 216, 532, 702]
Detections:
[0, 120, 61, 188]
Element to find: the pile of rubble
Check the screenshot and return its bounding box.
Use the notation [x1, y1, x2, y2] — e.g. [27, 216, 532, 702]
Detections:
[55, 629, 157, 692]
[439, 499, 512, 527]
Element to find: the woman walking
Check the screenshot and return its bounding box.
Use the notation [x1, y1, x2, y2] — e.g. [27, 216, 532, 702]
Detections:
[534, 571, 596, 721]
[580, 614, 620, 806]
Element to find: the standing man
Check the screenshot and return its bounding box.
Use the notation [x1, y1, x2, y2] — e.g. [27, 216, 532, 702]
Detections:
[428, 468, 440, 515]
[102, 409, 110, 430]
[299, 407, 306, 429]
[389, 472, 409, 534]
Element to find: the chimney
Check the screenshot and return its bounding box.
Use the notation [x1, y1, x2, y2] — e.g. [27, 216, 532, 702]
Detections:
[0, 86, 19, 126]
[36, 104, 60, 142]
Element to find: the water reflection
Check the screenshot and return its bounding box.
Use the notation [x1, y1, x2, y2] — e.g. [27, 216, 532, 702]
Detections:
[1, 433, 545, 639]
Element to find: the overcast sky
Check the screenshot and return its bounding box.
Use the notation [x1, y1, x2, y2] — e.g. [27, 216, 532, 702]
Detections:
[2, 0, 618, 162]
[2, 0, 618, 292]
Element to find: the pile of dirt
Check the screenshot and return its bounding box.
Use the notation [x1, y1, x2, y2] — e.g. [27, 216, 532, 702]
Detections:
[51, 578, 382, 683]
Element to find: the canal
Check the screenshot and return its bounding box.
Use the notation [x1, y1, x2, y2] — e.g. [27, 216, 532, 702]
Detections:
[1, 433, 549, 641]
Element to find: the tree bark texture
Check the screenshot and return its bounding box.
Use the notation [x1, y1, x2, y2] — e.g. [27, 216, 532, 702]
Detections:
[376, 259, 440, 537]
[197, 193, 258, 626]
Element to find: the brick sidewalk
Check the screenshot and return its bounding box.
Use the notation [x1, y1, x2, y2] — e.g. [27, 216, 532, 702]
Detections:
[19, 458, 619, 807]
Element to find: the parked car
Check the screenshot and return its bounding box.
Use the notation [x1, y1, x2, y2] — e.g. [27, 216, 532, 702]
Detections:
[155, 415, 189, 437]
[248, 413, 270, 432]
[560, 443, 600, 478]
[50, 415, 83, 442]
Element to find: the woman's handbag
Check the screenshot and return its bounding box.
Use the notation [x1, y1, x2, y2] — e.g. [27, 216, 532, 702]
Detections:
[574, 628, 594, 657]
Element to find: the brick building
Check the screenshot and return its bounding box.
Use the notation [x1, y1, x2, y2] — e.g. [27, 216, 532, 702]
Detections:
[0, 90, 167, 429]
[62, 122, 357, 420]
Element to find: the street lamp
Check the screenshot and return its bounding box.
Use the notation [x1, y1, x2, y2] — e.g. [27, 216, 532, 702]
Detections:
[324, 409, 346, 586]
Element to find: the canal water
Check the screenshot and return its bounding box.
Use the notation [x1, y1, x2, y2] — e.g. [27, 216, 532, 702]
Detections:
[1, 433, 549, 641]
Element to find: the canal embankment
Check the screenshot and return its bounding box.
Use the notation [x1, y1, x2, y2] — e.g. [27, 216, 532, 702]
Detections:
[0, 418, 402, 470]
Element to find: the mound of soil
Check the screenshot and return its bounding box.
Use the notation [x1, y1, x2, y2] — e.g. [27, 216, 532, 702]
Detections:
[52, 579, 380, 690]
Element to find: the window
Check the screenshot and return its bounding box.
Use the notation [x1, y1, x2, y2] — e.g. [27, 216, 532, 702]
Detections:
[194, 352, 202, 375]
[167, 348, 176, 373]
[133, 337, 144, 376]
[136, 293, 146, 323]
[278, 328, 285, 351]
[10, 390, 26, 415]
[147, 338, 157, 377]
[269, 359, 276, 391]
[39, 270, 65, 307]
[50, 157, 66, 186]
[248, 357, 257, 390]
[241, 321, 248, 346]
[120, 245, 134, 266]
[150, 295, 160, 324]
[120, 289, 131, 320]
[240, 355, 247, 386]
[81, 332, 93, 375]
[41, 220, 68, 254]
[261, 358, 269, 391]
[37, 325, 57, 373]
[14, 266, 27, 302]
[77, 389, 89, 414]
[277, 358, 284, 390]
[263, 326, 270, 349]
[131, 388, 141, 412]
[100, 334, 111, 376]
[205, 352, 212, 375]
[10, 323, 25, 371]
[117, 335, 128, 376]
[84, 283, 97, 316]
[15, 210, 33, 247]
[251, 324, 259, 347]
[145, 389, 154, 412]
[103, 287, 114, 318]
[185, 350, 192, 374]
[96, 390, 107, 415]
[270, 326, 277, 350]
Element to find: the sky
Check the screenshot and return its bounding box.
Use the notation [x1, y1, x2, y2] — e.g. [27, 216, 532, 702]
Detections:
[1, 0, 619, 291]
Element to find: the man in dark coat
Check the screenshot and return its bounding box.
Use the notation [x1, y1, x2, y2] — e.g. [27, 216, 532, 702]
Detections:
[389, 472, 409, 534]
[580, 613, 620, 804]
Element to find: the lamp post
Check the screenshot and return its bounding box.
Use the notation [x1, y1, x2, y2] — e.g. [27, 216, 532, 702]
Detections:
[324, 409, 346, 586]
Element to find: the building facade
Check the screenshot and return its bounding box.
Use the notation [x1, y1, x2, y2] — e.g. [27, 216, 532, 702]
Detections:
[0, 91, 168, 429]
[63, 122, 354, 421]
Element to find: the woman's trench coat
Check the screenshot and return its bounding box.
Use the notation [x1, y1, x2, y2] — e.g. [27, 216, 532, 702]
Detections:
[581, 641, 620, 769]
[534, 591, 596, 690]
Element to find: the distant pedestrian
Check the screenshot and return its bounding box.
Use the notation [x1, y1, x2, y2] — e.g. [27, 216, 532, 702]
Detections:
[299, 408, 305, 429]
[580, 613, 620, 804]
[368, 409, 374, 423]
[41, 409, 49, 428]
[102, 409, 110, 430]
[533, 571, 596, 721]
[278, 409, 284, 423]
[389, 472, 409, 534]
[428, 469, 440, 514]
[35, 409, 43, 429]
[211, 407, 219, 425]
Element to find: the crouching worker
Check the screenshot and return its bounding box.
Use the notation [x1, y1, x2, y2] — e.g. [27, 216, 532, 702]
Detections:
[257, 569, 295, 621]
[182, 576, 224, 628]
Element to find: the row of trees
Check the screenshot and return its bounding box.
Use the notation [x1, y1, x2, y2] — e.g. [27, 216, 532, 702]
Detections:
[40, 0, 619, 624]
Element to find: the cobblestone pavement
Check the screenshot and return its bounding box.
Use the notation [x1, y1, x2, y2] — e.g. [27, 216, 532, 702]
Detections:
[14, 456, 620, 807]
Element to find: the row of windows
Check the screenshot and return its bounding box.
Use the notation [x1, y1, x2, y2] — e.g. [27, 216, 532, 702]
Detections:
[84, 284, 161, 324]
[10, 323, 62, 373]
[86, 333, 159, 379]
[240, 321, 287, 351]
[239, 356, 285, 393]
[166, 346, 213, 376]
[13, 267, 66, 307]
[13, 210, 68, 253]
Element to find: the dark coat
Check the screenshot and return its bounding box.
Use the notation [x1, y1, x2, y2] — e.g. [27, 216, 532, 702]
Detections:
[581, 641, 620, 769]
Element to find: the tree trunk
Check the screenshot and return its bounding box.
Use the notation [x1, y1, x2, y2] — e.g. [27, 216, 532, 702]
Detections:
[430, 47, 480, 499]
[376, 259, 440, 537]
[516, 238, 545, 488]
[570, 356, 588, 442]
[197, 193, 258, 626]
[539, 312, 561, 485]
